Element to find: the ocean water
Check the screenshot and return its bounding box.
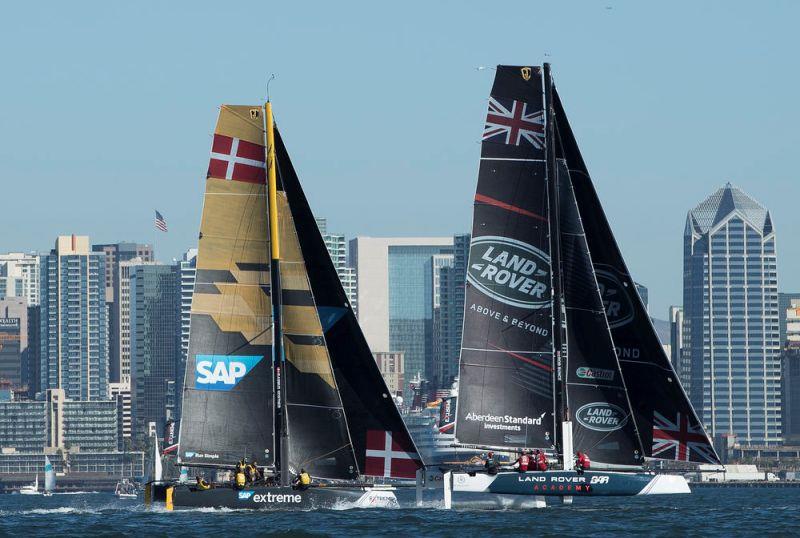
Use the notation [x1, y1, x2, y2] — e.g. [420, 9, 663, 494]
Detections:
[1, 487, 798, 537]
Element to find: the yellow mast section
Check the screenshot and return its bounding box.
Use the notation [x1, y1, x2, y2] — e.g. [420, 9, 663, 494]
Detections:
[265, 101, 280, 260]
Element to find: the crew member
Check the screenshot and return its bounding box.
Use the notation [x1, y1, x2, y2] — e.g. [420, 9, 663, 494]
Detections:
[245, 462, 256, 484]
[536, 450, 548, 472]
[196, 476, 211, 490]
[575, 451, 591, 475]
[251, 460, 262, 483]
[292, 468, 312, 491]
[516, 450, 531, 473]
[235, 461, 247, 490]
[484, 451, 499, 475]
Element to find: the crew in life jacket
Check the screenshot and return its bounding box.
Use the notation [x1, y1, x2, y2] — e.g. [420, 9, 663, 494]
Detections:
[484, 451, 500, 475]
[251, 460, 262, 483]
[516, 450, 531, 473]
[536, 450, 548, 472]
[234, 460, 247, 490]
[575, 451, 591, 475]
[195, 476, 211, 490]
[292, 468, 312, 491]
[245, 462, 256, 484]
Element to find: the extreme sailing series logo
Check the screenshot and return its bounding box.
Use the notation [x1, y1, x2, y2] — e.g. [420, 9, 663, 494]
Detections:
[467, 236, 550, 309]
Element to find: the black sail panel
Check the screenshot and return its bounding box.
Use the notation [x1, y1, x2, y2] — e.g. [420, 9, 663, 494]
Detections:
[275, 129, 424, 480]
[558, 159, 643, 466]
[179, 105, 274, 467]
[455, 66, 556, 450]
[275, 189, 358, 480]
[554, 89, 720, 465]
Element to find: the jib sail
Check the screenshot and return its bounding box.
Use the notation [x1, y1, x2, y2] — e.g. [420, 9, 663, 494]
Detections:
[554, 89, 720, 465]
[557, 158, 643, 466]
[455, 66, 556, 450]
[275, 130, 424, 480]
[178, 105, 275, 467]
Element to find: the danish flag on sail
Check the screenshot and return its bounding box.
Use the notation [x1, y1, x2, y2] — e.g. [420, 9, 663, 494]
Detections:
[207, 134, 266, 184]
[365, 430, 423, 479]
[652, 411, 717, 463]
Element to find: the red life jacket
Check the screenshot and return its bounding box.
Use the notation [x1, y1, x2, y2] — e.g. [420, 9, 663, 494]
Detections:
[518, 455, 530, 472]
[579, 453, 591, 469]
[537, 452, 548, 471]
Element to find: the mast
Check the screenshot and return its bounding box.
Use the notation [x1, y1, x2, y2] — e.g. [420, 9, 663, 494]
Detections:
[543, 63, 569, 467]
[265, 101, 289, 486]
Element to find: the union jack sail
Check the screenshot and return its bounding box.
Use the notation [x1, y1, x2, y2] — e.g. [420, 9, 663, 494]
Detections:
[483, 96, 545, 148]
[652, 411, 717, 463]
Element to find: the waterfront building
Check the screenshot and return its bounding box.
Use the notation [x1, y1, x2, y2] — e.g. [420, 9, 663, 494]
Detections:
[39, 236, 108, 401]
[782, 299, 800, 445]
[176, 249, 197, 424]
[93, 243, 154, 384]
[349, 237, 454, 392]
[779, 292, 800, 350]
[108, 382, 132, 450]
[129, 264, 180, 446]
[683, 183, 780, 445]
[373, 351, 404, 398]
[0, 252, 40, 306]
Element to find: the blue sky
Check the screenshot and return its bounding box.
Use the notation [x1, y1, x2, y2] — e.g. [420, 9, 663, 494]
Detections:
[1, 1, 798, 316]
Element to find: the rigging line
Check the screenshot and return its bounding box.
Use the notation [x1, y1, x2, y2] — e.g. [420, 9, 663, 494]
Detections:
[296, 443, 353, 469]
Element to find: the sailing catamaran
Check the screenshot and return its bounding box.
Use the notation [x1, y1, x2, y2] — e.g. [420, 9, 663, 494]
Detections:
[152, 101, 423, 509]
[444, 64, 720, 506]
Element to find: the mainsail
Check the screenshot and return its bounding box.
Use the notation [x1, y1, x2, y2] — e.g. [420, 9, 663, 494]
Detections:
[455, 66, 556, 450]
[275, 130, 424, 480]
[44, 456, 55, 493]
[553, 89, 720, 465]
[179, 105, 275, 467]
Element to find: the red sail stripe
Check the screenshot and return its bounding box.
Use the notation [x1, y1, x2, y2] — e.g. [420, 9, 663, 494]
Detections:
[489, 343, 552, 372]
[475, 193, 546, 222]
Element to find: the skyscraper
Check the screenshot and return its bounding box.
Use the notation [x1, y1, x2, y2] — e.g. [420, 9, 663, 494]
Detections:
[129, 264, 180, 446]
[114, 258, 159, 384]
[669, 305, 684, 371]
[40, 236, 108, 401]
[92, 242, 153, 385]
[683, 183, 780, 445]
[432, 233, 470, 390]
[0, 299, 28, 390]
[349, 236, 454, 393]
[176, 248, 197, 425]
[781, 299, 800, 445]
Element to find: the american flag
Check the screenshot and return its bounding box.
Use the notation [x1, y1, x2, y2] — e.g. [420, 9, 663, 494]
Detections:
[483, 96, 545, 148]
[652, 411, 717, 463]
[155, 210, 168, 232]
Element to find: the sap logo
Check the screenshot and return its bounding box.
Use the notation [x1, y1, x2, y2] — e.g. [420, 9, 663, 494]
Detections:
[195, 355, 263, 391]
[184, 452, 196, 458]
[238, 490, 255, 500]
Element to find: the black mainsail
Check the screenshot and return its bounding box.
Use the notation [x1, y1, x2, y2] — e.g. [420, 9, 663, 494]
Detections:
[553, 89, 720, 465]
[455, 66, 556, 450]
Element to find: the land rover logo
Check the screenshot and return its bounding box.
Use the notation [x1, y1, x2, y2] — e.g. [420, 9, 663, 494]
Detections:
[467, 236, 550, 309]
[595, 268, 635, 328]
[575, 402, 629, 432]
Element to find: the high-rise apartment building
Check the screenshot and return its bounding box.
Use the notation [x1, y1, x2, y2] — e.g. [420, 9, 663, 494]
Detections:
[782, 299, 800, 445]
[683, 183, 780, 445]
[176, 248, 197, 424]
[669, 305, 684, 372]
[129, 264, 180, 446]
[0, 252, 40, 306]
[39, 236, 108, 401]
[317, 219, 358, 314]
[434, 234, 469, 390]
[114, 258, 160, 384]
[92, 243, 153, 385]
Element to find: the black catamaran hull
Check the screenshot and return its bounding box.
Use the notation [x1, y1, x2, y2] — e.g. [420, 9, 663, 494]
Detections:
[161, 484, 398, 510]
[449, 470, 689, 497]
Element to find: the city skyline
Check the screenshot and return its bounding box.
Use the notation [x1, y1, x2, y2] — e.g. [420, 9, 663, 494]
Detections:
[2, 2, 800, 318]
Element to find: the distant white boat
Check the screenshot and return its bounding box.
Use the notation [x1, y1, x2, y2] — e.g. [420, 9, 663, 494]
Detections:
[19, 474, 39, 495]
[44, 456, 56, 496]
[115, 478, 138, 499]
